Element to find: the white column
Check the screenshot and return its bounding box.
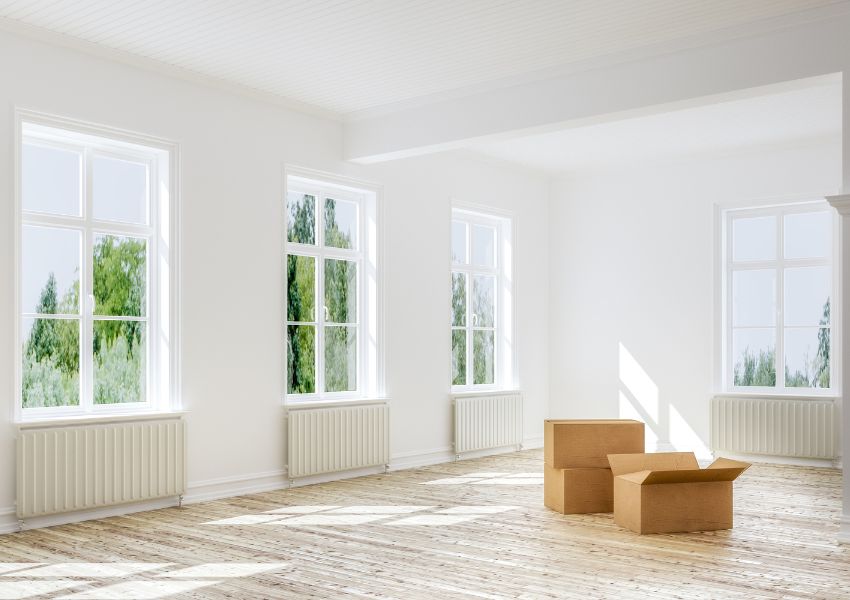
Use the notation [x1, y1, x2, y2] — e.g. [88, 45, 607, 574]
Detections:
[828, 194, 850, 544]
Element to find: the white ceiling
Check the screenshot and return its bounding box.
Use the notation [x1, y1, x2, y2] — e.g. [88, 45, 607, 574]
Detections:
[468, 81, 842, 174]
[0, 0, 843, 116]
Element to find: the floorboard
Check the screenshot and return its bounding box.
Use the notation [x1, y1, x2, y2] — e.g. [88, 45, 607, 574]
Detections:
[0, 450, 848, 599]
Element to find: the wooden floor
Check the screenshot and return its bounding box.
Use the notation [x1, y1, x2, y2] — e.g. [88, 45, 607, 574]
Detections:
[0, 449, 848, 599]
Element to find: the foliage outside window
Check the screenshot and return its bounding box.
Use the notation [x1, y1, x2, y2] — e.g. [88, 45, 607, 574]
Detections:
[451, 210, 510, 390]
[285, 177, 372, 400]
[725, 204, 834, 393]
[19, 120, 171, 417]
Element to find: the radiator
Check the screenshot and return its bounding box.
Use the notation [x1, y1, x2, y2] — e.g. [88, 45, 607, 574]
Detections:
[710, 396, 837, 459]
[454, 393, 523, 455]
[287, 403, 390, 479]
[16, 417, 187, 520]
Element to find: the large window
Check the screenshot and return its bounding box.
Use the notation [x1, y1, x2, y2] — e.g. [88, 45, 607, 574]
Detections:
[451, 208, 513, 391]
[284, 172, 380, 402]
[723, 202, 836, 394]
[17, 116, 177, 419]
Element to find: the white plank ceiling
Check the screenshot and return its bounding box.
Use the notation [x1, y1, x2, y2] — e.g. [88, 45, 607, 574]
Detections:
[0, 0, 843, 116]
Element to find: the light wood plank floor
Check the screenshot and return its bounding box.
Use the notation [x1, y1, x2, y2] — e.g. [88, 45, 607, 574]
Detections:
[1, 449, 848, 599]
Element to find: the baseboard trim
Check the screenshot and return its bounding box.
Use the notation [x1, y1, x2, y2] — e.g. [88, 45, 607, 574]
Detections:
[0, 497, 180, 534]
[713, 451, 840, 469]
[0, 442, 542, 534]
[184, 469, 289, 504]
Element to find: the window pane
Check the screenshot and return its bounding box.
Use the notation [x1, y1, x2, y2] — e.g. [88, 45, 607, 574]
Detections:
[732, 270, 775, 327]
[325, 259, 357, 323]
[21, 317, 80, 408]
[286, 255, 315, 322]
[93, 235, 147, 317]
[22, 226, 80, 315]
[451, 221, 467, 264]
[732, 216, 775, 262]
[94, 320, 146, 404]
[325, 326, 356, 392]
[784, 211, 831, 259]
[287, 325, 315, 394]
[471, 225, 496, 267]
[473, 330, 495, 385]
[287, 193, 316, 245]
[325, 198, 357, 249]
[452, 330, 466, 386]
[784, 267, 831, 327]
[92, 155, 148, 225]
[732, 328, 775, 387]
[22, 143, 81, 216]
[452, 273, 466, 326]
[785, 327, 830, 388]
[473, 275, 495, 327]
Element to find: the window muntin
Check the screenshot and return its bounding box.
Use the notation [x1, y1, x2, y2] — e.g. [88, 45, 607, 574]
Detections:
[285, 177, 375, 401]
[18, 120, 172, 419]
[724, 203, 834, 393]
[451, 210, 510, 390]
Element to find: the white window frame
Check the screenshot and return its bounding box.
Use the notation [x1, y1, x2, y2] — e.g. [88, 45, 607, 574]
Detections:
[451, 206, 514, 392]
[14, 110, 180, 422]
[283, 167, 383, 404]
[720, 200, 840, 397]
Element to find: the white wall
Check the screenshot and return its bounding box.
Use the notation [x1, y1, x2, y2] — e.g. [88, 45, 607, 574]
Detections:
[0, 30, 550, 523]
[548, 139, 842, 457]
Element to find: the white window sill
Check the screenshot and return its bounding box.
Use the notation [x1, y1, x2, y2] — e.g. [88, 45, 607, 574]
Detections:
[714, 392, 839, 402]
[451, 389, 522, 399]
[16, 410, 187, 430]
[285, 397, 389, 411]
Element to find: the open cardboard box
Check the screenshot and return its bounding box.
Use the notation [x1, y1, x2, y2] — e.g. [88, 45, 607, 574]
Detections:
[607, 452, 750, 534]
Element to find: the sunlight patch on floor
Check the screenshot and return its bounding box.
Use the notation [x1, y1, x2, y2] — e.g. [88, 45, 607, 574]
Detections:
[0, 580, 87, 599]
[424, 472, 543, 485]
[57, 580, 214, 599]
[0, 563, 288, 600]
[6, 564, 169, 578]
[203, 505, 521, 527]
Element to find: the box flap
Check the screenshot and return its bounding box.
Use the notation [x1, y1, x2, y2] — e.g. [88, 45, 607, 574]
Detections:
[707, 457, 752, 472]
[640, 467, 748, 485]
[617, 470, 652, 484]
[607, 452, 698, 476]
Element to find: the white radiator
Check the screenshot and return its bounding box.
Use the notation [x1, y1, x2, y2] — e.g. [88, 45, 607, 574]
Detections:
[16, 417, 187, 520]
[711, 396, 837, 460]
[287, 403, 390, 479]
[454, 393, 523, 455]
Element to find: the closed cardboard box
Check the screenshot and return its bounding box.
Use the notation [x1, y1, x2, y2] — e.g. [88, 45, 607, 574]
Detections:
[545, 420, 644, 468]
[607, 452, 750, 534]
[544, 465, 613, 514]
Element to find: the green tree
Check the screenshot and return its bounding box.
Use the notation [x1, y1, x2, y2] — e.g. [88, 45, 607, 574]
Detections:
[734, 347, 776, 387]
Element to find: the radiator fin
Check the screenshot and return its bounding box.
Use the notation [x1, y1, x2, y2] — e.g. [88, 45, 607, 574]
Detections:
[287, 404, 390, 479]
[710, 397, 836, 459]
[16, 418, 187, 519]
[454, 393, 523, 454]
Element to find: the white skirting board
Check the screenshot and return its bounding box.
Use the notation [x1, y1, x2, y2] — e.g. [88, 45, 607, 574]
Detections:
[1, 434, 543, 534]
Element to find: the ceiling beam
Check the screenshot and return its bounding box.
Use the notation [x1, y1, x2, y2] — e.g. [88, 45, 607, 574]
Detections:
[344, 7, 850, 164]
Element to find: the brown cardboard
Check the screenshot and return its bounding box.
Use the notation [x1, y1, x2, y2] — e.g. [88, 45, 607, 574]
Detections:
[544, 465, 613, 514]
[608, 452, 750, 534]
[544, 420, 644, 468]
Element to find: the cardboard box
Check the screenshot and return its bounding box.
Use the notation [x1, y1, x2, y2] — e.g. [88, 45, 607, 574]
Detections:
[544, 465, 613, 514]
[607, 452, 750, 534]
[544, 420, 644, 468]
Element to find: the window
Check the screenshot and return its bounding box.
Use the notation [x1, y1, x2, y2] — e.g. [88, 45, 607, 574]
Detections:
[722, 202, 836, 394]
[451, 208, 513, 391]
[284, 171, 380, 402]
[17, 116, 177, 419]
